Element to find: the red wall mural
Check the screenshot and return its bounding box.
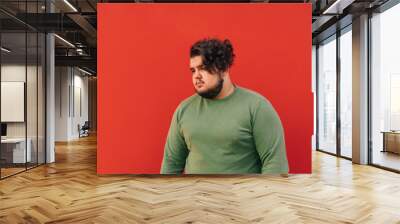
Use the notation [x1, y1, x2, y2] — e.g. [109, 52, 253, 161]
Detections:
[98, 3, 312, 174]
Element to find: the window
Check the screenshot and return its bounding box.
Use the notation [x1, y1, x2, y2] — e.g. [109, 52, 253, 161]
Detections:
[371, 2, 400, 171]
[317, 35, 337, 154]
[339, 27, 352, 158]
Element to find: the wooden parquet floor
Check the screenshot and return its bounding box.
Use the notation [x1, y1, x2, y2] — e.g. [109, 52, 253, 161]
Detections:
[1, 134, 400, 224]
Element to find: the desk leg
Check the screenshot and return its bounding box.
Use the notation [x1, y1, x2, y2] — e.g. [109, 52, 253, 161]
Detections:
[382, 133, 386, 153]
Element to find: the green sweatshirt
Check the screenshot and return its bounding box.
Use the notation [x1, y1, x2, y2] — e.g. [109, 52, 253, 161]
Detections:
[161, 86, 289, 174]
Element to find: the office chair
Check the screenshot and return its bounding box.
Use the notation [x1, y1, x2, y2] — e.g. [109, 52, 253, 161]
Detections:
[79, 121, 90, 138]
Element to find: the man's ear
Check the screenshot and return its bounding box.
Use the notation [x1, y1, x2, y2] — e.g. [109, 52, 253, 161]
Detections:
[221, 69, 229, 77]
[221, 69, 229, 78]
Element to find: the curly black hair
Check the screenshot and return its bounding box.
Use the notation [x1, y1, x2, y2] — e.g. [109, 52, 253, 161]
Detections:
[190, 38, 235, 74]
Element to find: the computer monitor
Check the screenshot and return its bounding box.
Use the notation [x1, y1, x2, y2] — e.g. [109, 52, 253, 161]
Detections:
[1, 123, 7, 137]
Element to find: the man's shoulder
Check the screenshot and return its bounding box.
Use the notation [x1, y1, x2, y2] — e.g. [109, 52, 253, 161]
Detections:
[236, 87, 278, 115]
[236, 86, 270, 104]
[179, 94, 199, 108]
[236, 87, 280, 123]
[174, 94, 200, 114]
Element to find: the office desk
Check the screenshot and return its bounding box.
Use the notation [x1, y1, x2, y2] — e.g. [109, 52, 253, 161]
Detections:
[1, 138, 32, 164]
[381, 131, 400, 154]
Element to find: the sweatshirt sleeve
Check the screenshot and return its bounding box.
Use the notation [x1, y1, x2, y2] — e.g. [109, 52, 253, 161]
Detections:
[252, 99, 289, 174]
[160, 106, 189, 174]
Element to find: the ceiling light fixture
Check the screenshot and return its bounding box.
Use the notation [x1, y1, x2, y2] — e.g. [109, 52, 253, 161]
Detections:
[63, 0, 78, 12]
[322, 0, 354, 15]
[54, 34, 75, 48]
[78, 67, 93, 76]
[1, 47, 11, 53]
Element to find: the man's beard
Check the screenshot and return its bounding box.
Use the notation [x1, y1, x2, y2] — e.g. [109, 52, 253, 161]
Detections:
[196, 76, 224, 99]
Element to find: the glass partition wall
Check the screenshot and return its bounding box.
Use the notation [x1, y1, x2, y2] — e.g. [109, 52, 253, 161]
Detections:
[316, 26, 353, 159]
[0, 1, 46, 179]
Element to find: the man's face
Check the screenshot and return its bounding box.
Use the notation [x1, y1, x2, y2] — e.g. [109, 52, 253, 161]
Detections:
[190, 56, 224, 98]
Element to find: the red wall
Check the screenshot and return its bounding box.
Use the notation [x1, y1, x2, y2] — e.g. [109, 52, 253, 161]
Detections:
[98, 3, 312, 174]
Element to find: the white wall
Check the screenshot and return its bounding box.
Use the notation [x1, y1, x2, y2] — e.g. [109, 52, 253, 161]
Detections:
[55, 67, 89, 141]
[55, 66, 69, 141]
[72, 72, 89, 138]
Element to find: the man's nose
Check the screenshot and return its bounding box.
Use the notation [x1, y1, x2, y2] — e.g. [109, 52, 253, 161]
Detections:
[194, 70, 202, 79]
